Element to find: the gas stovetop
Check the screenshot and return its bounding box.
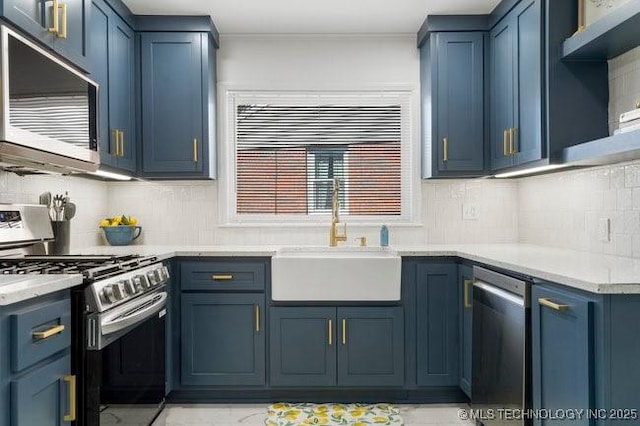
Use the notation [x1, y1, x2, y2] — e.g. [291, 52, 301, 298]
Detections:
[0, 254, 159, 281]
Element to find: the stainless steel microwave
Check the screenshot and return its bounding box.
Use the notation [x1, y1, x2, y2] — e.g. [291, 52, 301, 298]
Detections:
[0, 25, 99, 174]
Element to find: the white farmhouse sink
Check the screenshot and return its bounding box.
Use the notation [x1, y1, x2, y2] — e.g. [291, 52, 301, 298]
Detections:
[271, 246, 401, 301]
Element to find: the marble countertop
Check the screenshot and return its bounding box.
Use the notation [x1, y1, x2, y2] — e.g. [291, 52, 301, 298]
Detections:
[3, 243, 640, 305]
[0, 274, 83, 306]
[79, 243, 640, 294]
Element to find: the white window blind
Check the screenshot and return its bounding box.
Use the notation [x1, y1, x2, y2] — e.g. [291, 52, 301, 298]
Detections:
[233, 93, 411, 219]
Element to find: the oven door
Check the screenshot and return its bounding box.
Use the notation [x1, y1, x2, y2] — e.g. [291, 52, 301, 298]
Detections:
[83, 288, 167, 426]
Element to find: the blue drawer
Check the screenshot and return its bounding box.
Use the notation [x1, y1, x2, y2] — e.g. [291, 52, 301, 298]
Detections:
[180, 260, 267, 291]
[11, 298, 71, 373]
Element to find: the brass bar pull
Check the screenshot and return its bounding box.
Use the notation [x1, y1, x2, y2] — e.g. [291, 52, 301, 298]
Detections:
[193, 139, 198, 163]
[48, 0, 60, 34]
[342, 319, 346, 345]
[255, 305, 260, 332]
[32, 324, 65, 340]
[328, 319, 333, 346]
[112, 129, 119, 156]
[63, 375, 76, 421]
[503, 129, 509, 156]
[58, 2, 68, 39]
[464, 279, 473, 308]
[511, 128, 518, 155]
[119, 130, 125, 157]
[443, 137, 448, 162]
[538, 298, 569, 311]
[211, 274, 233, 281]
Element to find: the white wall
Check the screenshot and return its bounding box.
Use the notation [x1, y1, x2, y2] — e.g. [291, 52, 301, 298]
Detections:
[108, 35, 520, 247]
[0, 171, 108, 249]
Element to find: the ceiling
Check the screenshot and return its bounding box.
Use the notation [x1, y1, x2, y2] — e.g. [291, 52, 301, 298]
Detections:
[123, 0, 500, 34]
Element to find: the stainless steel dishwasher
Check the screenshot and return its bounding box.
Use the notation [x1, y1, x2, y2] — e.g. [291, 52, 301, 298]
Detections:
[471, 266, 531, 426]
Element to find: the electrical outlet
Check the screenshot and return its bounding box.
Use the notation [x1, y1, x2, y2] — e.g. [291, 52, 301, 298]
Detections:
[598, 218, 610, 242]
[463, 203, 480, 221]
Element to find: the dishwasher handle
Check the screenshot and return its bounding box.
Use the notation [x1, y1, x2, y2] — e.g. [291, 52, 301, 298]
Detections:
[473, 281, 525, 307]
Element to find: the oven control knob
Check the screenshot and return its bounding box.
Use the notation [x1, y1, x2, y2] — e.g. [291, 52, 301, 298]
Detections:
[123, 279, 137, 295]
[132, 276, 143, 291]
[147, 271, 158, 286]
[138, 274, 151, 289]
[162, 266, 170, 280]
[153, 269, 164, 283]
[101, 286, 117, 304]
[111, 284, 124, 301]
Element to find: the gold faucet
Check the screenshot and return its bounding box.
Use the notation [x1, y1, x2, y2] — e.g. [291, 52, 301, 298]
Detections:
[329, 177, 347, 247]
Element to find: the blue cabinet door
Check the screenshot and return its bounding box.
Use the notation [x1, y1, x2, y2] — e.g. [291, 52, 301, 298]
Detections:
[11, 354, 71, 426]
[108, 14, 135, 171]
[458, 265, 473, 398]
[269, 307, 337, 387]
[51, 0, 88, 70]
[337, 307, 404, 387]
[512, 0, 542, 166]
[416, 263, 459, 386]
[434, 32, 484, 174]
[2, 0, 52, 46]
[532, 284, 593, 426]
[140, 32, 205, 175]
[88, 0, 115, 168]
[489, 17, 515, 171]
[181, 293, 265, 386]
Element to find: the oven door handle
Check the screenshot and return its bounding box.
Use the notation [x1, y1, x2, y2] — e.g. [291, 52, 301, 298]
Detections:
[100, 292, 167, 336]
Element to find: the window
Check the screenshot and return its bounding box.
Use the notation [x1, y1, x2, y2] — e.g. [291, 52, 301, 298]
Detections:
[231, 92, 411, 221]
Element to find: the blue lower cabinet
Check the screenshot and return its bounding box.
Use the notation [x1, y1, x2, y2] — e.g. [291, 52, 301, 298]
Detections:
[11, 354, 72, 426]
[458, 265, 473, 398]
[416, 263, 459, 386]
[181, 293, 265, 386]
[269, 307, 337, 387]
[532, 284, 593, 425]
[337, 307, 404, 387]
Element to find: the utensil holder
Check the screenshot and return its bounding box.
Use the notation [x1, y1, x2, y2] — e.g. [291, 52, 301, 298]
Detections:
[48, 220, 70, 255]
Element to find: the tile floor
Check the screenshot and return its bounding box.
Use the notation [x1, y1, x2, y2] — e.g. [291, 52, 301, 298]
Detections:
[152, 403, 475, 426]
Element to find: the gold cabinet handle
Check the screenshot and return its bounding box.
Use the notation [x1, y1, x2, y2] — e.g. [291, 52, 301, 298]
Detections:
[211, 274, 233, 281]
[193, 139, 198, 163]
[48, 0, 60, 34]
[538, 298, 569, 311]
[464, 279, 473, 308]
[58, 2, 68, 39]
[328, 319, 333, 346]
[63, 375, 76, 422]
[503, 129, 509, 156]
[118, 130, 124, 157]
[112, 129, 119, 156]
[342, 319, 346, 345]
[32, 324, 65, 340]
[255, 305, 260, 332]
[443, 137, 448, 162]
[511, 128, 518, 155]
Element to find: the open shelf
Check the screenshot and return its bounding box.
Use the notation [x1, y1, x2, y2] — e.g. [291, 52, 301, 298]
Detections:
[562, 0, 640, 60]
[562, 128, 640, 166]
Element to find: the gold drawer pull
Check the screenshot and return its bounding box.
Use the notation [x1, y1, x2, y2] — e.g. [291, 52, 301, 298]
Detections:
[443, 137, 449, 162]
[48, 0, 60, 34]
[503, 129, 509, 156]
[538, 298, 569, 311]
[32, 324, 65, 340]
[58, 2, 68, 39]
[193, 138, 198, 163]
[464, 279, 473, 308]
[255, 305, 260, 332]
[63, 375, 76, 421]
[211, 274, 233, 281]
[342, 319, 347, 345]
[328, 319, 333, 346]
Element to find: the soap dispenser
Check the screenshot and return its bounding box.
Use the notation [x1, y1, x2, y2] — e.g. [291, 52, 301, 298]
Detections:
[380, 225, 389, 247]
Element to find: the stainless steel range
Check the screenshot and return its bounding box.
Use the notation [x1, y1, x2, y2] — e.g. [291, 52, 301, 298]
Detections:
[0, 204, 169, 426]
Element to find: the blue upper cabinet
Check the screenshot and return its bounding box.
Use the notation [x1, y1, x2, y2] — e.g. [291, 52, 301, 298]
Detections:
[140, 31, 217, 179]
[1, 0, 89, 69]
[88, 0, 136, 173]
[421, 29, 486, 178]
[490, 0, 542, 172]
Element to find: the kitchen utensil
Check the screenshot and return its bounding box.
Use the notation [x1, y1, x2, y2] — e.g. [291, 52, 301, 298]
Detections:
[52, 194, 64, 221]
[64, 202, 76, 221]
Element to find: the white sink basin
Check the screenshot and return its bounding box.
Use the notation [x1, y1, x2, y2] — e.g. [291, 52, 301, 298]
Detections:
[272, 246, 401, 301]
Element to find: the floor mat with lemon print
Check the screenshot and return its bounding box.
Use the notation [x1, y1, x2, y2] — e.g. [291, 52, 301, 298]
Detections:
[265, 402, 403, 425]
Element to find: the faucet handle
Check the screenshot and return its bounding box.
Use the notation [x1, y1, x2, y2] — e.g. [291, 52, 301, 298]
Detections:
[355, 236, 367, 247]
